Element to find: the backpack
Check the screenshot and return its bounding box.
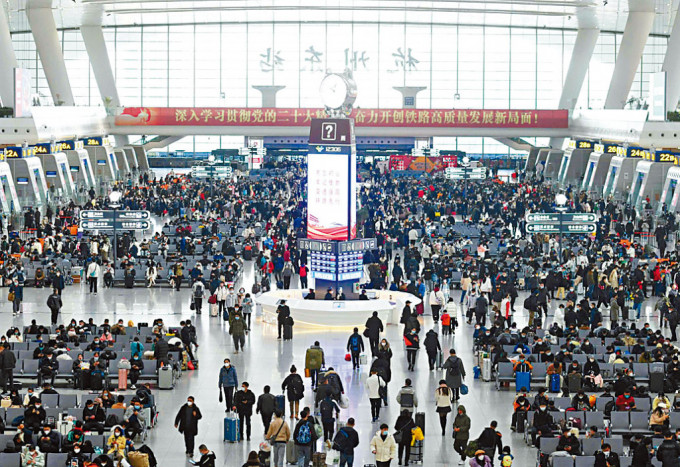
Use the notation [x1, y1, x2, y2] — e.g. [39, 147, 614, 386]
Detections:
[193, 283, 204, 298]
[350, 335, 360, 351]
[290, 376, 304, 399]
[604, 400, 616, 416]
[106, 413, 119, 427]
[400, 392, 414, 407]
[320, 400, 335, 420]
[296, 421, 312, 444]
[332, 428, 349, 452]
[501, 454, 513, 467]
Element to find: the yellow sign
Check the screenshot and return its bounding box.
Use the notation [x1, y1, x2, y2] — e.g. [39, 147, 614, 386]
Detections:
[568, 140, 576, 149]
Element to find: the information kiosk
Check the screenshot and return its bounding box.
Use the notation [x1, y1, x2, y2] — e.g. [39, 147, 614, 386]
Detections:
[543, 149, 564, 180]
[4, 146, 49, 209]
[581, 143, 618, 194]
[84, 137, 118, 184]
[628, 151, 675, 211]
[602, 146, 646, 200]
[558, 140, 594, 189]
[62, 140, 96, 192]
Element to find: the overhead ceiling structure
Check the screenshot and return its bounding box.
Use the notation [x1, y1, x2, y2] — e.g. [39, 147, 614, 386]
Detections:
[1, 0, 678, 35]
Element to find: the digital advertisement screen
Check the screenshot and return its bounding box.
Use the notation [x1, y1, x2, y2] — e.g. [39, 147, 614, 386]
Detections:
[70, 166, 80, 172]
[45, 171, 57, 177]
[16, 177, 28, 185]
[307, 150, 355, 241]
[97, 160, 106, 166]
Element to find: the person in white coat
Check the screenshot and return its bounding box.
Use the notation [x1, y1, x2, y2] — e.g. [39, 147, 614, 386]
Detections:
[366, 370, 386, 422]
[86, 260, 100, 295]
[216, 283, 228, 317]
[370, 424, 397, 467]
[500, 294, 512, 329]
[146, 263, 157, 288]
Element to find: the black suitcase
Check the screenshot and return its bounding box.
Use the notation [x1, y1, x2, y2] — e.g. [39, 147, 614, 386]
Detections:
[283, 325, 293, 340]
[124, 275, 134, 288]
[516, 410, 527, 433]
[650, 372, 665, 393]
[275, 394, 286, 416]
[90, 371, 104, 391]
[621, 305, 629, 320]
[568, 373, 582, 392]
[415, 412, 425, 435]
[243, 249, 252, 261]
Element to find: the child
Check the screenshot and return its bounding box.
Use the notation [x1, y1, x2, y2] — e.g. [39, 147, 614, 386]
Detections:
[499, 446, 513, 466]
[441, 307, 451, 336]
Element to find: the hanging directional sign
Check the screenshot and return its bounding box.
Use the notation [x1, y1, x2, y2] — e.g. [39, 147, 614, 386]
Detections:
[527, 223, 597, 234]
[445, 166, 487, 180]
[80, 219, 116, 230]
[80, 210, 150, 220]
[526, 213, 597, 223]
[79, 219, 151, 231]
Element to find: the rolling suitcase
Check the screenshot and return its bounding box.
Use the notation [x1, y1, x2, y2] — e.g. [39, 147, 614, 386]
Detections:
[283, 325, 293, 340]
[286, 440, 297, 464]
[118, 369, 128, 390]
[275, 394, 286, 416]
[515, 410, 527, 433]
[409, 440, 424, 464]
[224, 414, 240, 442]
[650, 371, 665, 393]
[90, 371, 105, 391]
[359, 353, 368, 365]
[515, 371, 531, 393]
[436, 351, 444, 369]
[415, 412, 425, 435]
[158, 366, 174, 390]
[568, 373, 582, 393]
[549, 374, 561, 393]
[210, 303, 219, 317]
[482, 358, 492, 382]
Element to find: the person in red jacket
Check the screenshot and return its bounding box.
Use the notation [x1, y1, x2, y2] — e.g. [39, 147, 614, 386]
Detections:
[615, 390, 636, 411]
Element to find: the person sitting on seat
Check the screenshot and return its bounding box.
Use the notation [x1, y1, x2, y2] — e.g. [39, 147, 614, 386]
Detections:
[615, 390, 636, 412]
[34, 268, 45, 288]
[556, 426, 581, 455]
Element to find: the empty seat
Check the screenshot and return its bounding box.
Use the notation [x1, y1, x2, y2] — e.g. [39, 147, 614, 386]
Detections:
[574, 456, 596, 467]
[22, 359, 39, 377]
[610, 412, 630, 435]
[40, 394, 59, 408]
[630, 411, 653, 436]
[59, 394, 78, 408]
[0, 453, 20, 467]
[552, 456, 574, 467]
[582, 437, 603, 456]
[46, 453, 68, 467]
[539, 437, 559, 454]
[585, 411, 604, 429]
[554, 398, 572, 410]
[636, 398, 651, 413]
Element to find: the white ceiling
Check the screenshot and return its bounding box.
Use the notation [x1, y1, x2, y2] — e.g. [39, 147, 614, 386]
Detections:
[3, 0, 679, 35]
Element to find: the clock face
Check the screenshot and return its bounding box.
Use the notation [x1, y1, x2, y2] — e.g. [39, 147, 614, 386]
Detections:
[319, 74, 348, 109]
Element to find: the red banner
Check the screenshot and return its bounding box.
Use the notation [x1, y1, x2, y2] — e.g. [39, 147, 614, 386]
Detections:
[115, 107, 568, 129]
[389, 155, 455, 173]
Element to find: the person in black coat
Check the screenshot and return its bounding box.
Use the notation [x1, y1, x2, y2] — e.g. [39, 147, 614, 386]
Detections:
[196, 444, 216, 467]
[477, 421, 504, 462]
[174, 396, 203, 457]
[394, 410, 416, 465]
[233, 382, 256, 441]
[423, 329, 442, 371]
[594, 443, 620, 467]
[153, 335, 169, 368]
[364, 312, 384, 356]
[256, 385, 276, 433]
[656, 431, 680, 467]
[629, 434, 652, 467]
[0, 343, 16, 394]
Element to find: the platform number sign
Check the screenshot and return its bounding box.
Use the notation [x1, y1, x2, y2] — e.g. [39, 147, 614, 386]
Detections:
[321, 122, 337, 141]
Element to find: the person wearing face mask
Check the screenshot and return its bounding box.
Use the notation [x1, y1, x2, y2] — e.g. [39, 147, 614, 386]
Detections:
[583, 356, 603, 389]
[615, 390, 637, 411]
[106, 425, 127, 459]
[530, 403, 554, 447]
[219, 359, 238, 413]
[476, 421, 504, 466]
[174, 396, 203, 457]
[469, 449, 492, 467]
[229, 309, 247, 353]
[403, 329, 420, 372]
[66, 442, 88, 467]
[20, 444, 45, 467]
[556, 426, 581, 455]
[656, 430, 680, 467]
[129, 352, 144, 390]
[629, 434, 652, 467]
[233, 382, 256, 441]
[370, 423, 396, 467]
[37, 425, 58, 453]
[82, 400, 105, 434]
[124, 397, 149, 439]
[24, 397, 46, 434]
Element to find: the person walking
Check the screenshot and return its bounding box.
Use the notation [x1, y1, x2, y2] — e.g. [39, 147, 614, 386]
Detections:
[174, 396, 202, 458]
[233, 381, 256, 441]
[319, 394, 340, 442]
[442, 349, 466, 401]
[9, 277, 23, 316]
[366, 370, 386, 422]
[476, 421, 503, 467]
[293, 408, 318, 467]
[453, 405, 471, 465]
[396, 378, 418, 415]
[346, 328, 365, 371]
[265, 411, 290, 467]
[86, 260, 100, 295]
[394, 409, 416, 466]
[256, 385, 277, 434]
[469, 450, 493, 467]
[192, 278, 205, 314]
[46, 289, 62, 326]
[403, 329, 420, 371]
[656, 430, 680, 467]
[219, 359, 238, 413]
[365, 312, 384, 356]
[370, 423, 397, 467]
[435, 380, 453, 436]
[0, 342, 16, 395]
[229, 312, 247, 353]
[304, 342, 325, 389]
[333, 417, 359, 467]
[429, 286, 445, 322]
[424, 329, 442, 371]
[281, 365, 304, 420]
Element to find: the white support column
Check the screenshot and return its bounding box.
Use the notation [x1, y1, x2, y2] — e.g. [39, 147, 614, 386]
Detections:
[0, 6, 18, 107]
[393, 87, 426, 108]
[81, 25, 120, 107]
[604, 8, 655, 109]
[26, 0, 75, 105]
[663, 8, 680, 112]
[549, 25, 599, 148]
[252, 85, 286, 107]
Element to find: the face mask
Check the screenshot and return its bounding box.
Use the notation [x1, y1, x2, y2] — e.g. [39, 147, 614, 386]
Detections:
[225, 363, 230, 368]
[35, 405, 41, 409]
[235, 317, 239, 320]
[187, 401, 193, 406]
[115, 432, 121, 437]
[540, 407, 546, 411]
[477, 456, 485, 462]
[135, 405, 141, 410]
[74, 449, 80, 454]
[604, 451, 610, 457]
[44, 430, 50, 435]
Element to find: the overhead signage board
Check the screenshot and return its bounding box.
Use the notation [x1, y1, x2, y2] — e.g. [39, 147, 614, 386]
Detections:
[649, 150, 680, 163]
[568, 140, 594, 150]
[191, 165, 233, 179]
[81, 210, 150, 220]
[83, 136, 111, 147]
[58, 140, 84, 151]
[616, 146, 649, 159]
[79, 219, 151, 230]
[445, 166, 487, 180]
[297, 237, 377, 255]
[594, 143, 620, 155]
[33, 143, 55, 155]
[3, 146, 35, 158]
[526, 223, 597, 234]
[526, 213, 597, 223]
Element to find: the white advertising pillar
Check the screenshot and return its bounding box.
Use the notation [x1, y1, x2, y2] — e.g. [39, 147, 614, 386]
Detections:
[663, 9, 680, 113]
[0, 5, 18, 108]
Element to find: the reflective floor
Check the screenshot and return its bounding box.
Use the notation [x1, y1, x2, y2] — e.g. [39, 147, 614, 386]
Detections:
[4, 261, 666, 466]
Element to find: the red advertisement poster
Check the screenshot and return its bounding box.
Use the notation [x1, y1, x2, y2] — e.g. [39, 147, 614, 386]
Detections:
[115, 107, 568, 129]
[389, 155, 455, 173]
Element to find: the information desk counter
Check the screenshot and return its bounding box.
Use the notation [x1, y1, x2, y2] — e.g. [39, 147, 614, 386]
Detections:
[255, 289, 421, 328]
